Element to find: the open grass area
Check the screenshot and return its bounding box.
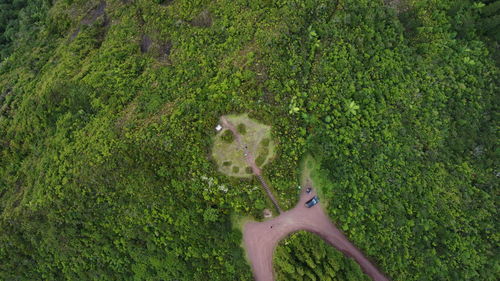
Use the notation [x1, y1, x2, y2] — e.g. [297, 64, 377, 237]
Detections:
[212, 113, 275, 177]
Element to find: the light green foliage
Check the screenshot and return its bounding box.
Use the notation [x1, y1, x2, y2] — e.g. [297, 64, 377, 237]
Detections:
[0, 0, 497, 280]
[274, 231, 370, 281]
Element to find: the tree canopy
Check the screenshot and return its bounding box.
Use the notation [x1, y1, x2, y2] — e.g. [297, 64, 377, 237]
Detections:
[0, 0, 498, 280]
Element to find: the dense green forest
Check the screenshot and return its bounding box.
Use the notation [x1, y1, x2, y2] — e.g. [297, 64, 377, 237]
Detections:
[0, 0, 498, 280]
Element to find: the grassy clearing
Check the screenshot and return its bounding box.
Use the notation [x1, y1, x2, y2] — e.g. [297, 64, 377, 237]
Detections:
[212, 113, 275, 177]
[212, 128, 247, 177]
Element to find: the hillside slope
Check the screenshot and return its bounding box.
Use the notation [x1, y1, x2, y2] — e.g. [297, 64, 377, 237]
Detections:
[0, 0, 498, 280]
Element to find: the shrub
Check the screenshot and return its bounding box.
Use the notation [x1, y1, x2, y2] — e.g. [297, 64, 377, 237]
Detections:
[232, 166, 240, 173]
[221, 130, 234, 143]
[237, 123, 247, 135]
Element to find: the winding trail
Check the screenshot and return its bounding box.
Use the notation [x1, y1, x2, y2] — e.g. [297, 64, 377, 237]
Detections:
[243, 181, 389, 281]
[220, 116, 282, 213]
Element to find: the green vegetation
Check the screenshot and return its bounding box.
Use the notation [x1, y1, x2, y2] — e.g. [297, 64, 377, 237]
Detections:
[255, 147, 269, 168]
[221, 129, 234, 143]
[261, 138, 270, 147]
[0, 0, 497, 280]
[255, 153, 266, 167]
[274, 231, 370, 281]
[237, 123, 247, 135]
[0, 0, 46, 60]
[232, 166, 240, 173]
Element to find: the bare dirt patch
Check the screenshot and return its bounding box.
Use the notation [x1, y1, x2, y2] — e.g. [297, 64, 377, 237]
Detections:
[140, 34, 152, 53]
[81, 0, 107, 25]
[71, 1, 109, 42]
[162, 40, 173, 57]
[138, 33, 173, 61]
[190, 10, 212, 28]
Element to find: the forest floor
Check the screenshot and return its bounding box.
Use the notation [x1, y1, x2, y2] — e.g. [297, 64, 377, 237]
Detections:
[243, 181, 390, 281]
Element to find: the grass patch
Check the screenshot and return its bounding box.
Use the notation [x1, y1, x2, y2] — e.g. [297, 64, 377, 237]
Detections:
[299, 154, 331, 208]
[245, 166, 253, 174]
[255, 148, 269, 167]
[255, 145, 269, 168]
[255, 155, 265, 167]
[261, 138, 270, 147]
[223, 161, 231, 166]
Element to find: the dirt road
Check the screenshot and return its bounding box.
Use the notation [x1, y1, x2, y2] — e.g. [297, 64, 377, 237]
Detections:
[219, 115, 387, 280]
[243, 181, 389, 281]
[220, 116, 282, 213]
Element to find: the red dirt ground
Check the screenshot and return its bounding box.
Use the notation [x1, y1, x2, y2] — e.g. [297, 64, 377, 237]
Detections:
[243, 180, 389, 281]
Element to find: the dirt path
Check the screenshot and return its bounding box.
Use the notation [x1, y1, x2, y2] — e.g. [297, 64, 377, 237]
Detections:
[243, 181, 389, 281]
[220, 116, 282, 213]
[220, 115, 387, 280]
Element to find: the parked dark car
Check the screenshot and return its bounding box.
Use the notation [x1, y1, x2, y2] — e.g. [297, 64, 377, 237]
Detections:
[305, 196, 319, 208]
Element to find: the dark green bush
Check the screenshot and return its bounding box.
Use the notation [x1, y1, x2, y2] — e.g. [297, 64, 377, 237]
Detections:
[237, 123, 247, 135]
[221, 129, 234, 143]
